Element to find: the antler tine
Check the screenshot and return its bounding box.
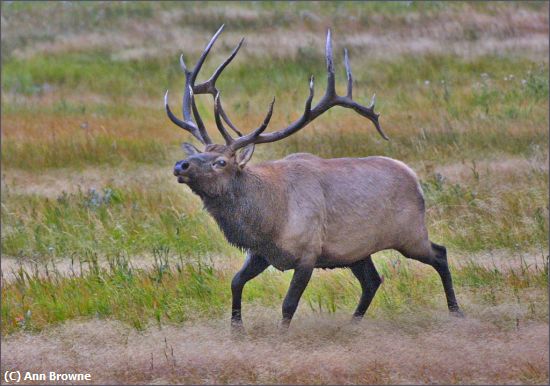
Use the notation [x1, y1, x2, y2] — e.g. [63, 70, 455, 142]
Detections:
[165, 90, 205, 143]
[305, 75, 315, 119]
[194, 38, 244, 95]
[339, 48, 387, 140]
[217, 102, 244, 137]
[179, 54, 188, 74]
[181, 25, 225, 134]
[178, 56, 203, 142]
[338, 47, 387, 140]
[190, 24, 225, 84]
[230, 98, 276, 151]
[369, 93, 376, 109]
[167, 25, 236, 145]
[344, 48, 352, 99]
[193, 37, 245, 138]
[257, 98, 276, 134]
[191, 95, 212, 144]
[325, 29, 336, 97]
[347, 101, 387, 140]
[230, 75, 315, 150]
[214, 92, 235, 145]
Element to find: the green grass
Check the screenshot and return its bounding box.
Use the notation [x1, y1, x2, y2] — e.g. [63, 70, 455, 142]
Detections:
[1, 133, 170, 169]
[1, 156, 546, 260]
[2, 54, 547, 170]
[2, 249, 547, 336]
[3, 51, 546, 102]
[2, 252, 228, 334]
[2, 51, 175, 97]
[422, 167, 548, 251]
[1, 185, 233, 258]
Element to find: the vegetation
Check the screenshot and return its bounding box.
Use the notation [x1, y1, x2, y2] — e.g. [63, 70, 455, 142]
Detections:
[2, 247, 547, 336]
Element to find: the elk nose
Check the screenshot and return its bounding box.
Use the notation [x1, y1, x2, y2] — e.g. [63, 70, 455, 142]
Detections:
[173, 160, 190, 176]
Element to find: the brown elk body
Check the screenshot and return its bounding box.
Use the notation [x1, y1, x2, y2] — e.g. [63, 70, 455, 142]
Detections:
[167, 26, 462, 328]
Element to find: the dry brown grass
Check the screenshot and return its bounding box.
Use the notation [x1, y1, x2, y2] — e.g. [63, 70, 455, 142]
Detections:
[0, 113, 175, 142]
[2, 309, 548, 384]
[4, 3, 548, 61]
[2, 139, 546, 198]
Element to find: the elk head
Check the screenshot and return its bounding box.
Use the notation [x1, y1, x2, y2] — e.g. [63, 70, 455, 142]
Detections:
[167, 25, 388, 198]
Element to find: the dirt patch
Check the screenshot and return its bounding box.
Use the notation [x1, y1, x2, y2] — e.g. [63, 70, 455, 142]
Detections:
[452, 249, 548, 272]
[0, 251, 239, 283]
[1, 248, 545, 284]
[3, 152, 547, 199]
[10, 25, 549, 63]
[431, 155, 548, 184]
[2, 310, 548, 384]
[1, 164, 175, 198]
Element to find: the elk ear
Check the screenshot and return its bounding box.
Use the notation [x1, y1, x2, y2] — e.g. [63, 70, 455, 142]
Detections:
[181, 142, 201, 156]
[236, 144, 255, 168]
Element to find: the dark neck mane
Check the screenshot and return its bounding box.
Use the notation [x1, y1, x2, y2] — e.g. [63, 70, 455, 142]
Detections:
[200, 169, 284, 252]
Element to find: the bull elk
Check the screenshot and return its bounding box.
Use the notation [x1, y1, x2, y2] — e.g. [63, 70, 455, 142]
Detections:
[166, 25, 463, 329]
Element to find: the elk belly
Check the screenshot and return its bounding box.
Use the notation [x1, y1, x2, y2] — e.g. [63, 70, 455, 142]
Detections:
[252, 241, 298, 271]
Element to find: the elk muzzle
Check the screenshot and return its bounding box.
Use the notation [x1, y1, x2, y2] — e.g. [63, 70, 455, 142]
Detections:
[174, 160, 191, 183]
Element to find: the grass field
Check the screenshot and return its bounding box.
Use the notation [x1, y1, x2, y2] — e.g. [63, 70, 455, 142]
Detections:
[1, 1, 549, 384]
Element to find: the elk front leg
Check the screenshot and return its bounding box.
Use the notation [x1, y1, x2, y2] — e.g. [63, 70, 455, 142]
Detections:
[281, 264, 314, 328]
[231, 252, 270, 327]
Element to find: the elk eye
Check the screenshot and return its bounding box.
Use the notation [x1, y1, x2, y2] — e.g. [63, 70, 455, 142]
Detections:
[214, 159, 227, 167]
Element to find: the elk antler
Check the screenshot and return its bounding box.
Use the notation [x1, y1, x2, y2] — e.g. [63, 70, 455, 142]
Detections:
[166, 26, 387, 149]
[165, 25, 244, 144]
[229, 29, 387, 151]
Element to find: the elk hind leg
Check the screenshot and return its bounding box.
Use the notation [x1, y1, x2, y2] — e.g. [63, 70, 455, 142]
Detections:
[350, 256, 382, 320]
[400, 240, 463, 316]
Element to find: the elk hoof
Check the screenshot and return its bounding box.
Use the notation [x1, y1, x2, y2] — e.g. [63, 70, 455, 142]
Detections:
[231, 321, 245, 340]
[278, 319, 291, 333]
[450, 309, 465, 318]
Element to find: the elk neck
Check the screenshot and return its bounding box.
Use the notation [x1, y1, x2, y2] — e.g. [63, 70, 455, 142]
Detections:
[199, 167, 287, 253]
